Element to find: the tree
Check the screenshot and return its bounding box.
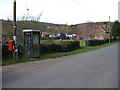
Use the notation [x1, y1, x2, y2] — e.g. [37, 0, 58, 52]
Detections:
[111, 20, 120, 38]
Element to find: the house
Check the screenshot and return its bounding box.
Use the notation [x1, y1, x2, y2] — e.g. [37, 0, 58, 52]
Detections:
[75, 23, 107, 40]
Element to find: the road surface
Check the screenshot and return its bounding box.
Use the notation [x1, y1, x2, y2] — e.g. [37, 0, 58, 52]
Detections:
[3, 43, 118, 88]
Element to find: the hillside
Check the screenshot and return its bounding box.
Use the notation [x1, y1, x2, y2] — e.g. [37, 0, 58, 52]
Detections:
[1, 20, 112, 44]
[2, 20, 63, 44]
[2, 20, 62, 35]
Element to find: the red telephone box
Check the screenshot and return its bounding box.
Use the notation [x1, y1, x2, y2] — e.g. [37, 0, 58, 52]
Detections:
[8, 41, 15, 51]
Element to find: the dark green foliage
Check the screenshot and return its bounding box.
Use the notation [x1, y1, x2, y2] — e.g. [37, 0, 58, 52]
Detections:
[111, 20, 120, 37]
[18, 45, 24, 57]
[2, 45, 24, 60]
[2, 45, 13, 60]
[86, 39, 107, 46]
[2, 41, 80, 60]
[60, 41, 80, 52]
[40, 43, 61, 54]
[40, 41, 80, 54]
[85, 39, 116, 46]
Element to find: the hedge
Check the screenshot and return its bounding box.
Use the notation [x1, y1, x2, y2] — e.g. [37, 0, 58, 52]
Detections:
[60, 41, 80, 52]
[2, 41, 80, 60]
[85, 39, 116, 46]
[40, 41, 80, 54]
[2, 45, 24, 60]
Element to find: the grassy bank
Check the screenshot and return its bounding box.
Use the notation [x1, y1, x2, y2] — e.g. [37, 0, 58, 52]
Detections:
[2, 41, 119, 66]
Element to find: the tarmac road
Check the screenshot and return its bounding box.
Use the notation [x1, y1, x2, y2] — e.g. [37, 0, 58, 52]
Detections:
[2, 43, 118, 88]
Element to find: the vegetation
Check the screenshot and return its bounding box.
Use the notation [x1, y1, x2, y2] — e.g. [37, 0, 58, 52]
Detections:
[2, 41, 119, 66]
[111, 20, 120, 39]
[2, 40, 80, 60]
[2, 20, 113, 44]
[40, 41, 80, 54]
[2, 19, 119, 66]
[86, 39, 110, 46]
[2, 20, 62, 44]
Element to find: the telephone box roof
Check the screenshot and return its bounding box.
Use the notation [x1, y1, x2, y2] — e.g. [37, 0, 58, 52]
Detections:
[23, 29, 40, 32]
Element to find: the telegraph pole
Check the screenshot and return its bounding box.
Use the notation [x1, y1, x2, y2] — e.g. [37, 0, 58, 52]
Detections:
[13, 0, 18, 60]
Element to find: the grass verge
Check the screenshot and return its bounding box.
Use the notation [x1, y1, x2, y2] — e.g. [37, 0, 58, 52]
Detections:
[2, 41, 119, 66]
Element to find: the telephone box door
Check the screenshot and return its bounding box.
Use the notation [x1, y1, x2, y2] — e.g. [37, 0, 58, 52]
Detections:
[33, 32, 40, 58]
[24, 32, 32, 59]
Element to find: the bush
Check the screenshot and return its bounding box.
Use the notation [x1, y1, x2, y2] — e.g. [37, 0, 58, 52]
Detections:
[2, 45, 24, 60]
[40, 41, 80, 53]
[86, 39, 110, 46]
[40, 43, 62, 54]
[2, 45, 13, 60]
[60, 41, 80, 52]
[2, 41, 80, 60]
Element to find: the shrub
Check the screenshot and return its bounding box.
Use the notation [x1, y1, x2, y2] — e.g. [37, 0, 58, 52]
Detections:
[2, 45, 13, 60]
[2, 45, 24, 60]
[40, 43, 62, 54]
[85, 39, 110, 46]
[40, 41, 80, 53]
[60, 41, 80, 52]
[2, 41, 80, 61]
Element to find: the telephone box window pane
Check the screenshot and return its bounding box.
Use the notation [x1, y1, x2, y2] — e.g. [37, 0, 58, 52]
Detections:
[24, 33, 31, 45]
[33, 35, 39, 45]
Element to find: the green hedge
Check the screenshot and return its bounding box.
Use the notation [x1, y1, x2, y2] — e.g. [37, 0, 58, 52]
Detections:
[2, 45, 23, 60]
[40, 41, 80, 54]
[2, 45, 13, 60]
[2, 41, 80, 60]
[60, 41, 80, 52]
[85, 39, 117, 46]
[40, 43, 61, 54]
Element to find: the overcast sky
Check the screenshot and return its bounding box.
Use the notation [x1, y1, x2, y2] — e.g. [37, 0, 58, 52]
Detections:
[0, 0, 119, 25]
